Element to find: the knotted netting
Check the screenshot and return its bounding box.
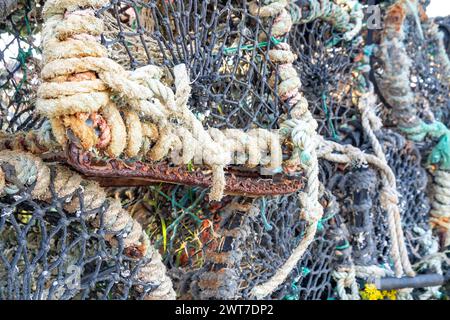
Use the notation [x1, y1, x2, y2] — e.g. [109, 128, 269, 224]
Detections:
[0, 151, 175, 300]
[0, 0, 449, 301]
[0, 0, 43, 132]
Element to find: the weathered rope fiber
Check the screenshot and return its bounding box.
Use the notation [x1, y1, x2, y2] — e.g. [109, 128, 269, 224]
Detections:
[379, 0, 450, 247]
[0, 121, 60, 155]
[250, 0, 323, 298]
[0, 149, 176, 300]
[358, 91, 415, 277]
[289, 0, 363, 41]
[37, 0, 284, 201]
[250, 0, 397, 298]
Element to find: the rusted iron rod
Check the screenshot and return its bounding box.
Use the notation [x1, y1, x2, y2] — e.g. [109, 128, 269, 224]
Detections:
[66, 143, 304, 198]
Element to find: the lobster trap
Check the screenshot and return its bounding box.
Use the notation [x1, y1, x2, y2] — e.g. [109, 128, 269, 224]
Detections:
[0, 0, 449, 301]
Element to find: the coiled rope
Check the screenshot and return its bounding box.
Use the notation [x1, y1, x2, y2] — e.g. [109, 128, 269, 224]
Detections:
[37, 0, 286, 201]
[289, 0, 363, 41]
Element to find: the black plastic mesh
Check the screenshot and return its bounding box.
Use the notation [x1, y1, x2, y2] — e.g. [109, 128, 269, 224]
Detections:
[238, 192, 339, 300]
[0, 0, 446, 300]
[255, 192, 339, 300]
[97, 0, 293, 130]
[0, 0, 43, 133]
[379, 130, 431, 264]
[290, 16, 362, 140]
[0, 165, 158, 300]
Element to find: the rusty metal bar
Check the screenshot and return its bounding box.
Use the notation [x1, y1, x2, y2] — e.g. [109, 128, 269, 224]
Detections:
[66, 143, 304, 198]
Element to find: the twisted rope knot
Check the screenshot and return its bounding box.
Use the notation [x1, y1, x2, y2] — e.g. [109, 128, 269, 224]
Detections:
[0, 150, 51, 199]
[281, 117, 318, 166]
[334, 269, 356, 287]
[332, 266, 360, 300]
[358, 91, 383, 131]
[354, 265, 394, 279]
[299, 195, 323, 222]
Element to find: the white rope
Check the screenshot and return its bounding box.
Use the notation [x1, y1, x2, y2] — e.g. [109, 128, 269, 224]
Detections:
[37, 0, 284, 201]
[250, 1, 323, 299]
[358, 91, 415, 277]
[332, 266, 361, 300]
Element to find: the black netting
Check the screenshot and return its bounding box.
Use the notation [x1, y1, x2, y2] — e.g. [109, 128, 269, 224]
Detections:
[97, 0, 291, 130]
[290, 17, 362, 140]
[240, 191, 339, 300]
[379, 130, 431, 264]
[0, 165, 158, 300]
[0, 0, 43, 133]
[0, 0, 448, 301]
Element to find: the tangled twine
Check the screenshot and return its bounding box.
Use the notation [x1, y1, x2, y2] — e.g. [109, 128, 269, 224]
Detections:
[289, 0, 363, 41]
[249, 0, 323, 298]
[0, 149, 175, 300]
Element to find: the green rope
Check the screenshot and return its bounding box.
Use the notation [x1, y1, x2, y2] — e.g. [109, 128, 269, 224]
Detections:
[400, 121, 450, 170]
[223, 36, 286, 55]
[282, 267, 311, 300]
[259, 197, 273, 231]
[317, 211, 336, 231]
[14, 14, 33, 94]
[321, 91, 339, 141]
[336, 240, 350, 251]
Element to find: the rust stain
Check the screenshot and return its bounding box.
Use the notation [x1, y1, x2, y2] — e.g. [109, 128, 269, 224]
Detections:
[385, 3, 406, 33]
[66, 143, 304, 197]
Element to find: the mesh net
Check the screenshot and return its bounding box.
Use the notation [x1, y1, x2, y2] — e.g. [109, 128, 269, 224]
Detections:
[98, 0, 292, 130]
[0, 0, 448, 300]
[290, 17, 362, 140]
[0, 0, 43, 133]
[0, 164, 159, 300]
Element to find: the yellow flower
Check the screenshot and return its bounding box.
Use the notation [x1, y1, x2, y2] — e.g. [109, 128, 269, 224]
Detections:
[360, 284, 398, 300]
[382, 290, 397, 300]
